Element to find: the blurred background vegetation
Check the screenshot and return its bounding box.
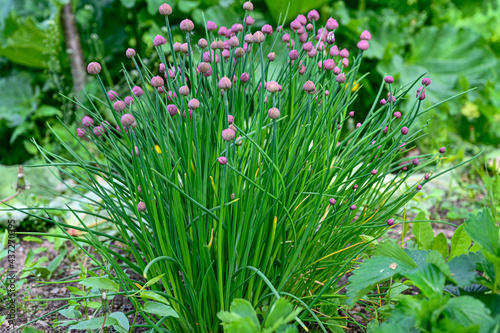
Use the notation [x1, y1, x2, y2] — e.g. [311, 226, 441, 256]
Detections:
[1, 0, 499, 228]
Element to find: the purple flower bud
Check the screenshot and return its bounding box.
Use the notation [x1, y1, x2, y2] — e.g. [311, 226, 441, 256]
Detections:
[342, 58, 349, 67]
[290, 19, 302, 31]
[243, 1, 253, 11]
[179, 86, 190, 96]
[393, 111, 401, 118]
[303, 42, 313, 52]
[349, 111, 355, 117]
[153, 35, 166, 46]
[412, 158, 419, 166]
[108, 90, 118, 101]
[87, 62, 101, 75]
[167, 104, 178, 116]
[380, 99, 387, 105]
[231, 23, 243, 33]
[371, 169, 378, 175]
[339, 48, 349, 58]
[124, 96, 134, 105]
[416, 87, 425, 99]
[217, 26, 227, 36]
[306, 23, 313, 31]
[266, 81, 282, 94]
[76, 128, 86, 137]
[336, 73, 346, 83]
[439, 147, 446, 154]
[326, 31, 335, 44]
[222, 128, 236, 141]
[246, 16, 254, 26]
[240, 72, 250, 83]
[332, 67, 341, 75]
[138, 201, 146, 212]
[132, 86, 143, 97]
[299, 33, 308, 43]
[198, 38, 208, 48]
[295, 14, 306, 25]
[353, 184, 359, 189]
[330, 45, 339, 57]
[180, 19, 194, 32]
[326, 18, 339, 30]
[289, 49, 299, 60]
[93, 126, 104, 136]
[253, 31, 265, 44]
[218, 76, 232, 90]
[268, 107, 280, 119]
[188, 98, 200, 110]
[303, 80, 316, 94]
[360, 30, 371, 40]
[307, 49, 316, 58]
[350, 205, 357, 210]
[218, 156, 228, 165]
[356, 122, 362, 128]
[329, 198, 336, 205]
[401, 127, 409, 135]
[159, 3, 172, 15]
[262, 24, 273, 35]
[267, 52, 276, 61]
[150, 76, 164, 87]
[383, 126, 388, 134]
[417, 184, 422, 190]
[357, 40, 369, 51]
[384, 76, 394, 84]
[121, 113, 135, 127]
[228, 115, 234, 125]
[202, 21, 215, 32]
[114, 100, 126, 112]
[402, 166, 408, 171]
[387, 219, 394, 226]
[82, 116, 94, 127]
[126, 48, 136, 58]
[299, 66, 306, 75]
[422, 78, 431, 86]
[307, 9, 319, 21]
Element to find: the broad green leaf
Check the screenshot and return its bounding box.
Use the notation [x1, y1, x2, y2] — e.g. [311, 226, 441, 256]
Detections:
[178, 0, 199, 13]
[221, 316, 260, 333]
[58, 308, 81, 319]
[143, 274, 165, 288]
[263, 0, 330, 23]
[230, 299, 260, 329]
[404, 263, 445, 298]
[21, 327, 45, 333]
[140, 290, 170, 305]
[143, 301, 179, 318]
[48, 248, 67, 276]
[374, 241, 417, 268]
[387, 283, 409, 300]
[464, 208, 499, 256]
[0, 73, 37, 128]
[444, 296, 493, 328]
[412, 211, 434, 250]
[69, 316, 118, 330]
[431, 233, 449, 259]
[449, 225, 471, 260]
[265, 298, 301, 329]
[32, 105, 63, 120]
[80, 277, 119, 292]
[447, 253, 480, 287]
[110, 311, 130, 331]
[346, 255, 416, 306]
[425, 251, 453, 281]
[120, 0, 135, 8]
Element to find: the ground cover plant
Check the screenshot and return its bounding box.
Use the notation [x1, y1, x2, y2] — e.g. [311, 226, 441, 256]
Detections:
[3, 2, 475, 332]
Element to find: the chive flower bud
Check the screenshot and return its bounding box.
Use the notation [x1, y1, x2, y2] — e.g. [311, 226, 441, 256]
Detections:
[393, 111, 401, 118]
[323, 59, 335, 70]
[82, 116, 94, 127]
[198, 38, 208, 48]
[384, 76, 394, 84]
[138, 202, 146, 212]
[150, 76, 164, 87]
[329, 198, 336, 205]
[268, 107, 280, 119]
[290, 19, 302, 31]
[76, 128, 86, 137]
[380, 99, 387, 105]
[222, 128, 236, 141]
[353, 184, 358, 189]
[218, 76, 232, 90]
[218, 157, 227, 165]
[350, 205, 356, 210]
[252, 31, 265, 43]
[289, 49, 299, 60]
[153, 35, 166, 46]
[188, 98, 200, 110]
[439, 147, 446, 154]
[299, 66, 306, 75]
[303, 41, 313, 52]
[330, 45, 339, 56]
[326, 18, 339, 30]
[333, 67, 341, 75]
[262, 24, 273, 35]
[296, 14, 307, 25]
[159, 3, 172, 15]
[412, 158, 419, 166]
[167, 104, 178, 116]
[417, 184, 422, 190]
[357, 40, 369, 51]
[303, 80, 316, 93]
[206, 21, 217, 31]
[180, 19, 194, 32]
[240, 72, 249, 83]
[371, 169, 378, 175]
[422, 78, 431, 86]
[243, 1, 253, 11]
[108, 90, 118, 101]
[268, 52, 276, 61]
[349, 111, 355, 117]
[387, 219, 394, 226]
[87, 62, 101, 75]
[360, 30, 371, 40]
[121, 113, 135, 127]
[179, 86, 190, 96]
[401, 127, 409, 135]
[383, 126, 388, 134]
[336, 73, 346, 83]
[342, 58, 349, 67]
[126, 48, 136, 58]
[228, 115, 234, 125]
[113, 100, 126, 112]
[307, 9, 319, 21]
[246, 16, 254, 26]
[339, 48, 349, 58]
[132, 86, 143, 97]
[266, 81, 281, 93]
[124, 96, 134, 105]
[306, 23, 313, 31]
[93, 126, 104, 136]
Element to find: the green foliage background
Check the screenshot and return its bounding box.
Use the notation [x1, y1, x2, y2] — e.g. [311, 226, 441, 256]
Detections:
[1, 0, 499, 165]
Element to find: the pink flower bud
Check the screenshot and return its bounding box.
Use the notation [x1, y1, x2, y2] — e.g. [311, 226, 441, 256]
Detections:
[179, 86, 190, 96]
[188, 98, 200, 110]
[349, 111, 355, 117]
[93, 126, 104, 136]
[357, 40, 369, 51]
[326, 31, 335, 44]
[126, 48, 136, 58]
[329, 198, 336, 205]
[121, 113, 135, 126]
[246, 16, 254, 26]
[289, 49, 299, 60]
[87, 62, 101, 75]
[422, 78, 431, 86]
[290, 19, 302, 31]
[393, 112, 401, 118]
[266, 81, 281, 93]
[350, 205, 357, 210]
[218, 76, 232, 90]
[417, 184, 422, 190]
[108, 90, 118, 101]
[336, 73, 346, 83]
[323, 59, 335, 70]
[150, 76, 164, 87]
[339, 48, 349, 58]
[342, 58, 349, 67]
[439, 147, 446, 154]
[76, 128, 86, 137]
[356, 123, 361, 128]
[228, 115, 234, 125]
[180, 19, 194, 32]
[159, 3, 172, 15]
[387, 219, 394, 226]
[306, 23, 313, 31]
[308, 49, 317, 58]
[384, 76, 394, 84]
[253, 31, 265, 43]
[82, 116, 94, 127]
[114, 100, 126, 112]
[135, 146, 140, 156]
[167, 104, 178, 116]
[330, 45, 339, 57]
[222, 128, 236, 141]
[360, 30, 371, 40]
[268, 107, 280, 119]
[383, 126, 388, 134]
[267, 52, 276, 61]
[262, 24, 273, 35]
[153, 35, 166, 46]
[218, 26, 227, 36]
[401, 127, 409, 135]
[380, 99, 387, 105]
[218, 156, 228, 165]
[297, 14, 307, 25]
[138, 202, 146, 212]
[282, 33, 290, 43]
[299, 66, 306, 75]
[240, 72, 250, 83]
[303, 41, 313, 52]
[303, 80, 316, 93]
[326, 18, 339, 30]
[124, 96, 134, 105]
[299, 33, 308, 43]
[371, 169, 378, 175]
[307, 9, 319, 21]
[231, 23, 243, 33]
[198, 38, 208, 48]
[243, 1, 253, 11]
[412, 158, 419, 166]
[333, 66, 341, 75]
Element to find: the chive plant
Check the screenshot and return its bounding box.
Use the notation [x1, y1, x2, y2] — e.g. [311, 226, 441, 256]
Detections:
[11, 2, 464, 331]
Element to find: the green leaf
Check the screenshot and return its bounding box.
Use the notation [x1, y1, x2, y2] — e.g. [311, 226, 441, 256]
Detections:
[464, 208, 499, 256]
[431, 233, 449, 259]
[387, 283, 409, 300]
[32, 105, 63, 120]
[263, 0, 330, 23]
[265, 298, 299, 329]
[178, 1, 199, 13]
[447, 253, 480, 287]
[120, 0, 135, 8]
[21, 327, 45, 333]
[444, 296, 493, 328]
[143, 301, 179, 318]
[143, 274, 165, 289]
[69, 316, 118, 330]
[412, 212, 434, 250]
[22, 236, 42, 244]
[230, 299, 260, 329]
[48, 248, 67, 277]
[140, 290, 170, 305]
[449, 225, 471, 260]
[374, 241, 417, 268]
[58, 308, 81, 319]
[404, 263, 445, 298]
[80, 277, 120, 292]
[0, 72, 38, 128]
[109, 311, 130, 331]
